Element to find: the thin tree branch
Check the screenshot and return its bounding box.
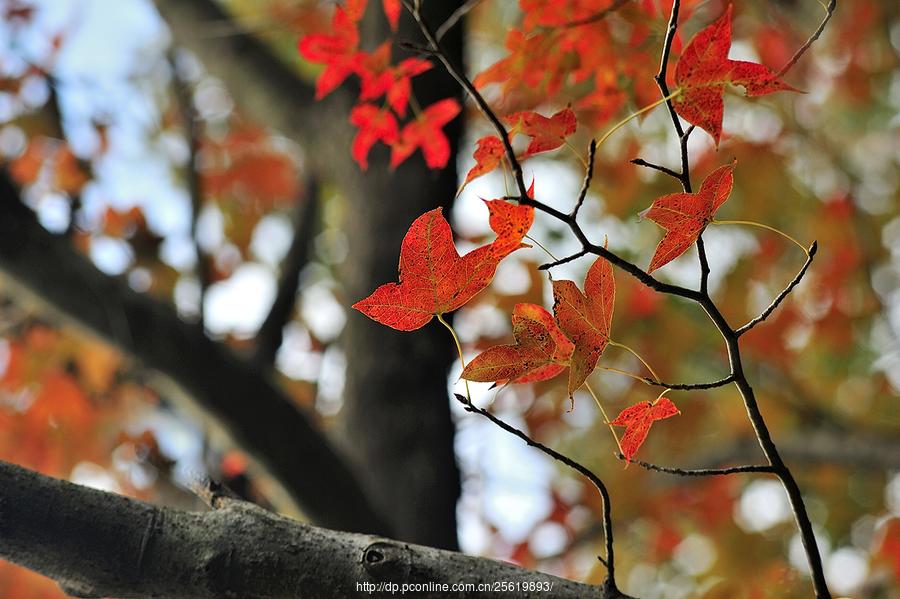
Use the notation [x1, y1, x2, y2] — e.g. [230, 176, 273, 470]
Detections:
[253, 180, 319, 365]
[630, 158, 681, 180]
[571, 139, 597, 219]
[538, 249, 588, 271]
[777, 0, 837, 77]
[0, 459, 599, 599]
[455, 395, 629, 597]
[435, 0, 482, 41]
[619, 455, 774, 476]
[735, 241, 817, 337]
[642, 374, 734, 390]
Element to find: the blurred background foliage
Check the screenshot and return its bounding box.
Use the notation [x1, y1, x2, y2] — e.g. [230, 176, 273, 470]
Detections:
[0, 0, 898, 597]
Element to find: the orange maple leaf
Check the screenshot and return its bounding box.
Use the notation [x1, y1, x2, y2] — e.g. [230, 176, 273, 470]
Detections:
[611, 397, 680, 461]
[505, 106, 577, 157]
[640, 162, 735, 273]
[353, 201, 532, 331]
[461, 303, 575, 384]
[672, 4, 796, 145]
[551, 254, 615, 397]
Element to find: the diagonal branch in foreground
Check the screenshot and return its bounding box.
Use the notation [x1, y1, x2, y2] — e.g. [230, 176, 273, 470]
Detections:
[0, 171, 385, 535]
[0, 459, 597, 599]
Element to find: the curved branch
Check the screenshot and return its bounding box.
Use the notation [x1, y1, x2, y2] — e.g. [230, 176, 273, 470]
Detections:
[455, 395, 629, 597]
[619, 455, 774, 477]
[0, 460, 598, 599]
[736, 241, 817, 337]
[778, 0, 838, 77]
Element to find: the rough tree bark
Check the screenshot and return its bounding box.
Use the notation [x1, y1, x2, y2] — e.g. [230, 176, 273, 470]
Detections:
[0, 460, 597, 599]
[152, 0, 464, 549]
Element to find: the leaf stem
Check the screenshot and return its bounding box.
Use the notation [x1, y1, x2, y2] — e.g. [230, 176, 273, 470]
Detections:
[564, 139, 590, 170]
[608, 340, 659, 380]
[436, 313, 471, 400]
[595, 88, 682, 151]
[711, 219, 809, 257]
[524, 234, 558, 262]
[584, 381, 624, 456]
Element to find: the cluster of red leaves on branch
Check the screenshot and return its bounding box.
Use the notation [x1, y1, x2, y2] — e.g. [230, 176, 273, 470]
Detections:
[348, 3, 804, 460]
[474, 0, 701, 125]
[298, 0, 459, 169]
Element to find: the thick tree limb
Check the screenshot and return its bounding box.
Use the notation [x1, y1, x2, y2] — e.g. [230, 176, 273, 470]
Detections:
[0, 171, 385, 535]
[0, 460, 599, 599]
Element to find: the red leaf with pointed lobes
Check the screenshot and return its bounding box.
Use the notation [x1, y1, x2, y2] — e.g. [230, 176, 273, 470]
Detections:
[483, 197, 534, 257]
[673, 4, 797, 145]
[297, 7, 360, 99]
[505, 107, 577, 157]
[552, 253, 615, 397]
[358, 43, 432, 117]
[352, 204, 530, 331]
[390, 98, 461, 169]
[382, 0, 400, 29]
[611, 398, 680, 461]
[461, 136, 505, 191]
[640, 162, 734, 272]
[461, 303, 575, 384]
[348, 104, 398, 169]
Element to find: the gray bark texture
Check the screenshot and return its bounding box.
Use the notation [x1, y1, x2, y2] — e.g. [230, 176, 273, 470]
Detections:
[0, 460, 596, 599]
[152, 0, 464, 549]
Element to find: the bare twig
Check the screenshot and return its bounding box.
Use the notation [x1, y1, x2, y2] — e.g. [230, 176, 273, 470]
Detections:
[538, 250, 588, 271]
[435, 0, 482, 41]
[778, 0, 837, 77]
[455, 394, 621, 593]
[736, 241, 817, 337]
[572, 140, 597, 219]
[642, 374, 734, 391]
[630, 158, 681, 180]
[619, 455, 774, 476]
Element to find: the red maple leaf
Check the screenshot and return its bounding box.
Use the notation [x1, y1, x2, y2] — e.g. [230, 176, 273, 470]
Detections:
[460, 136, 505, 191]
[505, 106, 577, 157]
[348, 104, 399, 169]
[382, 0, 401, 30]
[358, 43, 432, 117]
[552, 253, 615, 396]
[297, 7, 360, 99]
[672, 4, 796, 145]
[352, 202, 531, 331]
[390, 98, 461, 169]
[640, 162, 734, 273]
[611, 397, 680, 461]
[461, 303, 575, 384]
[340, 0, 399, 29]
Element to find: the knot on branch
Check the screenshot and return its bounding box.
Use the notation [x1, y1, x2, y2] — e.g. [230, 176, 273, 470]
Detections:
[361, 540, 412, 581]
